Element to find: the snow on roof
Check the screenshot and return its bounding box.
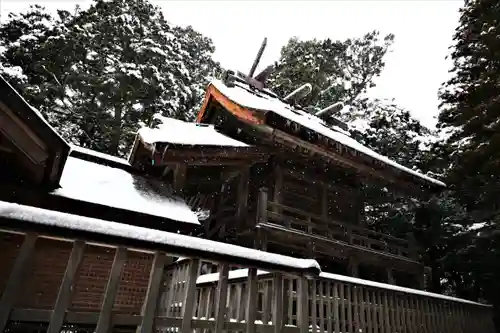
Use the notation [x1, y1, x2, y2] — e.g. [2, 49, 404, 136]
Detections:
[69, 144, 131, 167]
[211, 80, 445, 188]
[0, 201, 320, 272]
[194, 268, 488, 307]
[138, 115, 249, 148]
[52, 156, 199, 225]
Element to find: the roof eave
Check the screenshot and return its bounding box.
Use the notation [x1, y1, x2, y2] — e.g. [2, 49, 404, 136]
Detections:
[0, 76, 71, 188]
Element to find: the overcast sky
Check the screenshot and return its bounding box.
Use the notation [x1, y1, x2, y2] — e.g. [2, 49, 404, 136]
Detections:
[0, 0, 462, 128]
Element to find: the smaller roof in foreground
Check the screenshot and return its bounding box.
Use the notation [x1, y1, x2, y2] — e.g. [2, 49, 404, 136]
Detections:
[138, 115, 249, 148]
[52, 156, 199, 225]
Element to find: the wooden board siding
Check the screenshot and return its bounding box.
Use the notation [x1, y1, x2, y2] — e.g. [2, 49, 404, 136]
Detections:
[16, 238, 72, 310]
[0, 233, 24, 295]
[271, 159, 363, 229]
[0, 236, 153, 314]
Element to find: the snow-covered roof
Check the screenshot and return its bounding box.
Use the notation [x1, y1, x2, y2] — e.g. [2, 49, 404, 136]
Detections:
[69, 144, 131, 167]
[52, 156, 199, 225]
[0, 201, 320, 272]
[138, 115, 249, 148]
[210, 80, 445, 188]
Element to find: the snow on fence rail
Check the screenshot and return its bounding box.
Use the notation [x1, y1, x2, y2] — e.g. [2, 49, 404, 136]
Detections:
[0, 200, 495, 333]
[0, 201, 320, 274]
[192, 268, 489, 307]
[167, 263, 494, 333]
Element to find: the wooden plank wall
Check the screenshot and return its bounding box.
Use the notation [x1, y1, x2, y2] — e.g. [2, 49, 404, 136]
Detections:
[271, 161, 362, 229]
[264, 159, 422, 285]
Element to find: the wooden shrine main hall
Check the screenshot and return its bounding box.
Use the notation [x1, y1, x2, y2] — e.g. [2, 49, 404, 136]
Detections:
[0, 50, 495, 333]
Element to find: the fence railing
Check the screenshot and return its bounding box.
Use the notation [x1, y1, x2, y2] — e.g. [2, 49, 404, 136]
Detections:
[266, 200, 414, 259]
[0, 200, 495, 333]
[167, 261, 494, 333]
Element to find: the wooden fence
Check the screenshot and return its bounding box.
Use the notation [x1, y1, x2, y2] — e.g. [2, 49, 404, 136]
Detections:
[266, 200, 413, 259]
[0, 201, 495, 333]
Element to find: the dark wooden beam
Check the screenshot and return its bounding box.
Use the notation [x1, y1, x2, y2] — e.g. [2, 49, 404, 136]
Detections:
[236, 166, 250, 221]
[166, 158, 257, 167]
[162, 146, 269, 160]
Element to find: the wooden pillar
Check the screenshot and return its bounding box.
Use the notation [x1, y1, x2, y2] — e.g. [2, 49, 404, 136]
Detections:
[348, 257, 359, 278]
[424, 266, 432, 290]
[357, 180, 366, 225]
[273, 164, 283, 206]
[272, 164, 283, 218]
[173, 164, 187, 192]
[256, 187, 268, 225]
[407, 231, 418, 260]
[387, 268, 395, 285]
[416, 271, 426, 290]
[237, 166, 250, 223]
[307, 241, 314, 258]
[254, 227, 268, 251]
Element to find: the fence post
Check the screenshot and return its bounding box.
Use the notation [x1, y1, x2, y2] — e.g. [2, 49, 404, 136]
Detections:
[246, 268, 258, 333]
[214, 263, 230, 333]
[95, 246, 127, 333]
[297, 276, 310, 333]
[48, 240, 86, 333]
[137, 252, 169, 333]
[0, 233, 37, 332]
[181, 259, 200, 333]
[272, 273, 283, 333]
